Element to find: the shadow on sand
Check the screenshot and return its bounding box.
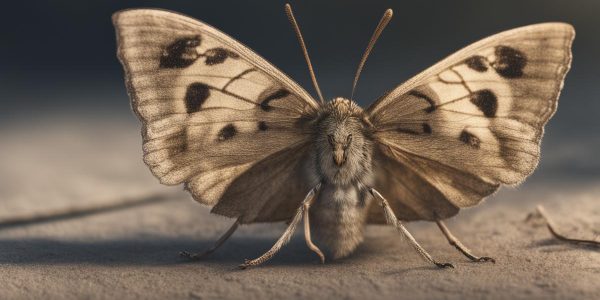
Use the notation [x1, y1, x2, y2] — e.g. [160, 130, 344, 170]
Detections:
[0, 235, 330, 267]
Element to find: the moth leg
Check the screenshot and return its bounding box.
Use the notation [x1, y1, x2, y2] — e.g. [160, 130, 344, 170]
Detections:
[303, 200, 325, 264]
[368, 188, 454, 269]
[179, 218, 240, 260]
[436, 220, 495, 263]
[239, 183, 322, 269]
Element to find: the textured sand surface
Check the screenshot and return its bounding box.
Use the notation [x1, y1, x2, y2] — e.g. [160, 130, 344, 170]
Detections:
[1, 117, 599, 300]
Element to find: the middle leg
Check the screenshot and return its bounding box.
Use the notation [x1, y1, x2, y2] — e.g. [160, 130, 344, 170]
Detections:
[436, 220, 495, 263]
[369, 187, 454, 268]
[239, 183, 322, 269]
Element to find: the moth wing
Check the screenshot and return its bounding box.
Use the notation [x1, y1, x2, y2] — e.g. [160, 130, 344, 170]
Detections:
[367, 23, 574, 222]
[113, 9, 320, 223]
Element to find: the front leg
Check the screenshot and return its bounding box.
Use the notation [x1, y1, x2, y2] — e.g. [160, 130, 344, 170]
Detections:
[239, 183, 322, 269]
[303, 199, 325, 263]
[368, 188, 454, 269]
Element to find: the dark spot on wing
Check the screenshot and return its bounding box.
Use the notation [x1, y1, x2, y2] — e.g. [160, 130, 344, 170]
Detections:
[217, 124, 237, 141]
[160, 35, 201, 68]
[422, 123, 432, 134]
[493, 46, 527, 78]
[258, 121, 268, 131]
[204, 47, 239, 65]
[408, 90, 436, 113]
[465, 55, 488, 72]
[470, 89, 498, 117]
[260, 89, 290, 111]
[459, 130, 480, 149]
[185, 83, 211, 113]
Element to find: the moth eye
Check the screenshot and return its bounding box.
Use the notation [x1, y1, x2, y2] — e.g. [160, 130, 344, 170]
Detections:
[346, 134, 353, 146]
[327, 134, 335, 146]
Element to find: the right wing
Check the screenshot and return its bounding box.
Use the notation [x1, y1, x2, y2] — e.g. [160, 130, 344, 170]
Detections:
[366, 23, 574, 222]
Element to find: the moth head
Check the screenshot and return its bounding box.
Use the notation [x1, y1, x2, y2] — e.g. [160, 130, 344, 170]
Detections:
[327, 132, 353, 166]
[315, 98, 373, 184]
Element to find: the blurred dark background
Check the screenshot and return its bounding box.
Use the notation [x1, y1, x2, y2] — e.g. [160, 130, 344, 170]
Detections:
[1, 0, 599, 179]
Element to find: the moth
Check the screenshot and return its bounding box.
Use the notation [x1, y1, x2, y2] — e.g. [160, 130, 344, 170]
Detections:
[112, 4, 574, 269]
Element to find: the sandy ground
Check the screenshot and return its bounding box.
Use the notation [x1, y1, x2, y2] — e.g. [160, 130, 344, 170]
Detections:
[0, 117, 599, 300]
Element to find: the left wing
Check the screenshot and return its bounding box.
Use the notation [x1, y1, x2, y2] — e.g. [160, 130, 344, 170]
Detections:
[367, 23, 574, 222]
[113, 9, 320, 223]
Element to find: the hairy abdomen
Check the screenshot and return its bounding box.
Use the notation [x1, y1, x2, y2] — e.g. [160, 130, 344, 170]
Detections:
[310, 184, 372, 259]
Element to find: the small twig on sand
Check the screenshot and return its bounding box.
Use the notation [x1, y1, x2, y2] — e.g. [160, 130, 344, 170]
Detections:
[536, 205, 600, 247]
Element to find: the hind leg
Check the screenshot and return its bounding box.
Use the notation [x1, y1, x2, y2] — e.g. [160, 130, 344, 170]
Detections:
[180, 218, 240, 260]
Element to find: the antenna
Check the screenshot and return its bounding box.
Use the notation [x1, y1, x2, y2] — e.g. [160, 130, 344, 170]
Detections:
[351, 9, 393, 100]
[285, 3, 325, 103]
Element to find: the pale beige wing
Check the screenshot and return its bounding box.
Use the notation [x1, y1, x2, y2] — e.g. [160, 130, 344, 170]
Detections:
[367, 23, 574, 222]
[113, 9, 320, 223]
